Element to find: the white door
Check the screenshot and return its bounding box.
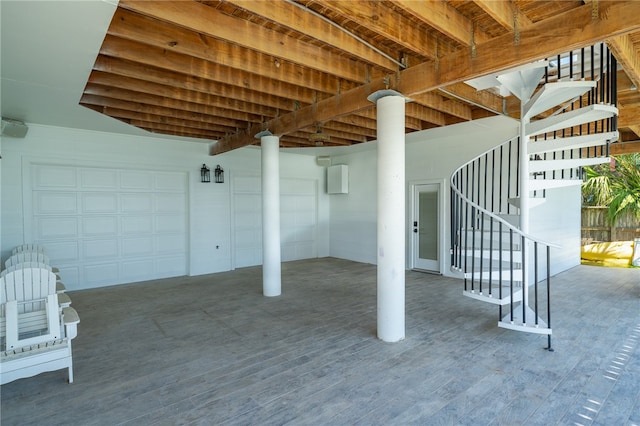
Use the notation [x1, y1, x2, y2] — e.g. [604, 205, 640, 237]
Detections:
[412, 183, 441, 273]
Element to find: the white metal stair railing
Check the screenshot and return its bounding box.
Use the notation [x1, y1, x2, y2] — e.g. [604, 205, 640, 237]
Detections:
[450, 43, 618, 349]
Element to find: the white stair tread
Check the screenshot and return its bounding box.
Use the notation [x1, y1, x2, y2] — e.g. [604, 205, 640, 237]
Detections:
[524, 80, 596, 119]
[529, 157, 610, 173]
[465, 248, 523, 261]
[526, 104, 618, 137]
[528, 178, 582, 191]
[499, 306, 551, 335]
[463, 288, 523, 306]
[528, 131, 618, 155]
[508, 197, 546, 209]
[496, 64, 547, 102]
[464, 269, 523, 281]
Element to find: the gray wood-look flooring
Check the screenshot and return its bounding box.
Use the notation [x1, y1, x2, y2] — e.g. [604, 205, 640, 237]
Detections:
[1, 258, 639, 425]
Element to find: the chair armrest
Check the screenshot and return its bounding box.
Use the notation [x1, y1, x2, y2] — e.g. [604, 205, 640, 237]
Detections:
[58, 292, 72, 308]
[56, 281, 66, 293]
[62, 307, 80, 340]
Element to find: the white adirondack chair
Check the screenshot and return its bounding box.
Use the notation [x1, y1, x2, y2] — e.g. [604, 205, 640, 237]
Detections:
[0, 268, 80, 384]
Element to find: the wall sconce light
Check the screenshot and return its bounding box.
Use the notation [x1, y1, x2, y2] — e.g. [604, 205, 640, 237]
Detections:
[200, 164, 211, 183]
[214, 165, 224, 183]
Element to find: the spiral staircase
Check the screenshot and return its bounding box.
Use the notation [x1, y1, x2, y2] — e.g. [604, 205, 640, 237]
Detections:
[450, 44, 618, 349]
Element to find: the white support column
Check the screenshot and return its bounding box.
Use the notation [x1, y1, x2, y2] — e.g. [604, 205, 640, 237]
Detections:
[259, 133, 281, 297]
[369, 90, 406, 343]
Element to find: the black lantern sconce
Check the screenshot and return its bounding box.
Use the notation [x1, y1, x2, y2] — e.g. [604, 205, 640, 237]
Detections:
[214, 165, 224, 183]
[200, 164, 211, 183]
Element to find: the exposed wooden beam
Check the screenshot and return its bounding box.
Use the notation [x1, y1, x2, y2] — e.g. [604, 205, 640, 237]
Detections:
[629, 125, 640, 139]
[610, 140, 640, 154]
[223, 0, 398, 71]
[118, 0, 371, 84]
[607, 34, 640, 90]
[393, 0, 491, 47]
[472, 0, 533, 31]
[618, 104, 640, 128]
[213, 1, 640, 154]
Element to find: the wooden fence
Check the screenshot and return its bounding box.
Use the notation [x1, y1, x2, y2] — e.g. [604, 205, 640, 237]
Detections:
[582, 207, 640, 244]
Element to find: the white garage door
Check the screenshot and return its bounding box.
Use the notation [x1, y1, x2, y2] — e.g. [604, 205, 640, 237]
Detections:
[232, 175, 317, 268]
[27, 164, 188, 290]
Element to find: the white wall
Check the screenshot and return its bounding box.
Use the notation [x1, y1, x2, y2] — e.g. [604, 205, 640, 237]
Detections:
[1, 124, 329, 288]
[327, 115, 582, 277]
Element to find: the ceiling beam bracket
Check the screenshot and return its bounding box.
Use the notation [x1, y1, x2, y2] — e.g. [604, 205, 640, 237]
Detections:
[470, 24, 477, 59]
[514, 9, 521, 46]
[592, 0, 599, 20]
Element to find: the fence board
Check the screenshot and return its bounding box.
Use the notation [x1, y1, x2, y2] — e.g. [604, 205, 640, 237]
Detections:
[582, 207, 640, 243]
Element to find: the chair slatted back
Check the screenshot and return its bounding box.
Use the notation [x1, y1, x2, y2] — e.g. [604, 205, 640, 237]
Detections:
[5, 252, 50, 269]
[1, 268, 57, 314]
[11, 244, 47, 256]
[1, 268, 60, 350]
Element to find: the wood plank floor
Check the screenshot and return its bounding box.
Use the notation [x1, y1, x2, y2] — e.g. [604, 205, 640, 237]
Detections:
[1, 258, 638, 425]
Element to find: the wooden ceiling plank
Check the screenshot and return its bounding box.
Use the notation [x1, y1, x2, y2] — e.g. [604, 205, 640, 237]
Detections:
[472, 0, 532, 31]
[97, 38, 321, 105]
[223, 0, 397, 71]
[411, 92, 473, 121]
[310, 0, 451, 60]
[439, 82, 503, 114]
[87, 70, 295, 115]
[80, 96, 243, 130]
[212, 1, 640, 154]
[118, 0, 369, 83]
[393, 0, 491, 47]
[83, 84, 274, 122]
[107, 9, 359, 94]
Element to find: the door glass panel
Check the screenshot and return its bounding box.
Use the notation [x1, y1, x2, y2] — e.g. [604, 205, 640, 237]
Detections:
[418, 191, 438, 261]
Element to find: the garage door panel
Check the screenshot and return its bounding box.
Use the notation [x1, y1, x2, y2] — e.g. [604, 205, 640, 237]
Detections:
[122, 237, 154, 256]
[34, 192, 78, 214]
[122, 259, 154, 281]
[121, 193, 153, 213]
[120, 171, 153, 190]
[156, 256, 187, 277]
[121, 215, 153, 234]
[80, 168, 118, 189]
[45, 241, 80, 263]
[83, 238, 118, 260]
[35, 217, 79, 239]
[33, 165, 77, 189]
[155, 215, 185, 233]
[81, 193, 117, 213]
[84, 262, 119, 287]
[155, 234, 186, 253]
[155, 173, 186, 191]
[83, 216, 118, 236]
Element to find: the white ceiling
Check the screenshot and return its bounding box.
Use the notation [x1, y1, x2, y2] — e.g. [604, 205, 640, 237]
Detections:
[0, 0, 208, 143]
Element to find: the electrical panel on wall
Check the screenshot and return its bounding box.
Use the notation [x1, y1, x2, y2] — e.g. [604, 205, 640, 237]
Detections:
[327, 164, 348, 194]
